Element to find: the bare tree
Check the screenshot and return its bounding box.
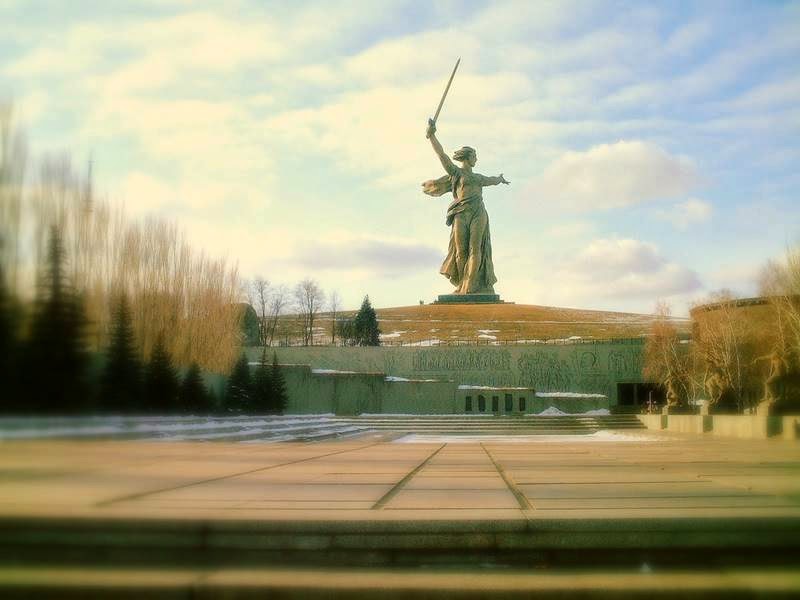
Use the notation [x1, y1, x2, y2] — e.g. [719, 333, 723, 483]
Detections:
[690, 291, 760, 412]
[643, 301, 689, 406]
[329, 290, 341, 345]
[13, 149, 242, 372]
[0, 104, 27, 294]
[759, 249, 800, 364]
[294, 278, 325, 346]
[248, 277, 270, 346]
[265, 284, 288, 346]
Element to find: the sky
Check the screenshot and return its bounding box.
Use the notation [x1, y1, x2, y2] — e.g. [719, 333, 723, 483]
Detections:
[1, 0, 799, 315]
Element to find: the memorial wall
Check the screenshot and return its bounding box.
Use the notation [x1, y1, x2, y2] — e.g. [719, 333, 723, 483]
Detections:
[248, 339, 647, 405]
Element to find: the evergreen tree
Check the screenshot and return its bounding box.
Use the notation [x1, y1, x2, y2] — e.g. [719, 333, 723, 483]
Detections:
[251, 349, 273, 414]
[353, 295, 381, 346]
[19, 226, 89, 413]
[178, 362, 211, 414]
[144, 335, 180, 413]
[224, 353, 252, 413]
[270, 352, 288, 414]
[99, 295, 141, 412]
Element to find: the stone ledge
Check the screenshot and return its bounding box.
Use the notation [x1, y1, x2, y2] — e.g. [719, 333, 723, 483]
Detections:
[2, 566, 800, 598]
[434, 294, 505, 304]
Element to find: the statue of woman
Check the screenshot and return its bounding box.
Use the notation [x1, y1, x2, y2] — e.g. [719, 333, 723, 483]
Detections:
[422, 120, 509, 294]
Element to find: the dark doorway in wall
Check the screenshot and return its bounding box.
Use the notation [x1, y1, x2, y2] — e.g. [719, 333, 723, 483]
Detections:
[617, 382, 665, 407]
[465, 396, 472, 412]
[504, 394, 513, 412]
[478, 395, 486, 412]
[491, 396, 499, 412]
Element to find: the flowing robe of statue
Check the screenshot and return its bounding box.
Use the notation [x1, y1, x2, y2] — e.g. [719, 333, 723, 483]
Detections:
[422, 127, 507, 294]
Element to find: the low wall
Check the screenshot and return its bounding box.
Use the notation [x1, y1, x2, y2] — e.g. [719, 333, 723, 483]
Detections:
[711, 415, 782, 439]
[638, 414, 666, 430]
[252, 341, 646, 405]
[637, 414, 799, 440]
[279, 364, 608, 415]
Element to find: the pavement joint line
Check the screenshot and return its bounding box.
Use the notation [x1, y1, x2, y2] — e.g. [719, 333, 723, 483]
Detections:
[371, 444, 447, 510]
[481, 443, 532, 511]
[94, 441, 385, 508]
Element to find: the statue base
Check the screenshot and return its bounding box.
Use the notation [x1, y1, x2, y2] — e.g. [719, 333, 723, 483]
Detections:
[434, 293, 506, 304]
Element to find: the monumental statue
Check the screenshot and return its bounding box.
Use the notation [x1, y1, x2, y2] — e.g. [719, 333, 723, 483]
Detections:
[421, 60, 509, 297]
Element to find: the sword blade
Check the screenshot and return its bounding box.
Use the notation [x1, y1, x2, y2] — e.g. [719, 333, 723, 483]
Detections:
[432, 58, 460, 124]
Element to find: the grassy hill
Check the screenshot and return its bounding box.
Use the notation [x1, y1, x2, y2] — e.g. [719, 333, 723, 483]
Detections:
[281, 303, 691, 346]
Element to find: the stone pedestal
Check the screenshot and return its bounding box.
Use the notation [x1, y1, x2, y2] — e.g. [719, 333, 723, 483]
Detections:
[434, 293, 505, 304]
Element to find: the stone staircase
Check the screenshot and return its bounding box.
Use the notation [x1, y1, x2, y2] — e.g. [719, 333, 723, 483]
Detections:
[332, 414, 646, 435]
[0, 414, 645, 442]
[0, 415, 369, 443]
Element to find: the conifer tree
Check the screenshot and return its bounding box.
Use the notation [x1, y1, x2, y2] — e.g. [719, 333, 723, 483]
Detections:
[178, 362, 210, 414]
[20, 226, 89, 413]
[270, 352, 288, 414]
[100, 295, 141, 412]
[144, 334, 180, 413]
[224, 354, 252, 413]
[353, 295, 381, 346]
[251, 349, 273, 414]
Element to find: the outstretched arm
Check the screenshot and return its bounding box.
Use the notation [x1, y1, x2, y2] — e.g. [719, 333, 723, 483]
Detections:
[426, 120, 457, 176]
[477, 173, 510, 186]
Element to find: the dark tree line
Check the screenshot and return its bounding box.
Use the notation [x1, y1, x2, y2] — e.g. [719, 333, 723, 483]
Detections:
[224, 351, 288, 414]
[0, 226, 288, 416]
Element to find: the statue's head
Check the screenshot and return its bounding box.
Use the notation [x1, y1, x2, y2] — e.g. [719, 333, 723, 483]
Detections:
[453, 146, 477, 167]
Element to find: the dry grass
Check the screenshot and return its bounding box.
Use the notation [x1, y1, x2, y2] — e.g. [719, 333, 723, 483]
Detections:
[275, 303, 691, 346]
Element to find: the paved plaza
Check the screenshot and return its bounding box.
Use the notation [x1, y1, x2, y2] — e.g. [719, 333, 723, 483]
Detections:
[1, 430, 799, 520]
[2, 430, 800, 596]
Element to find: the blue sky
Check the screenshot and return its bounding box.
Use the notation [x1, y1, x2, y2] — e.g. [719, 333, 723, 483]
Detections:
[2, 0, 798, 314]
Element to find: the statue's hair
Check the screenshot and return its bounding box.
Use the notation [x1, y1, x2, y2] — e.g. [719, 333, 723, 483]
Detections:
[452, 146, 476, 162]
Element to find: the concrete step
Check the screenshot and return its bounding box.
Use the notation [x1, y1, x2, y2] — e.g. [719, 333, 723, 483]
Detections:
[1, 566, 799, 599]
[2, 515, 799, 572]
[332, 415, 646, 434]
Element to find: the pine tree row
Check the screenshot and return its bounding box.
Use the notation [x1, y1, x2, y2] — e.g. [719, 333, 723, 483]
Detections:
[224, 352, 288, 414]
[0, 226, 288, 416]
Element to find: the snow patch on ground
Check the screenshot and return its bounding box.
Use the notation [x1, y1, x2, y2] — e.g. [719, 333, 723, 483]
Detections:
[379, 330, 407, 339]
[536, 392, 607, 398]
[405, 339, 441, 347]
[311, 369, 359, 374]
[458, 385, 532, 390]
[384, 376, 441, 383]
[394, 431, 666, 444]
[357, 413, 494, 417]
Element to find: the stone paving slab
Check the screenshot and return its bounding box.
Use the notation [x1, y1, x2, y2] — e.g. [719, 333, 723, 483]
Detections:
[0, 434, 799, 521]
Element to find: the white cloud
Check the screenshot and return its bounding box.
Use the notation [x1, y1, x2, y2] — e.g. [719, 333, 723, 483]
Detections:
[664, 21, 712, 56]
[290, 234, 440, 275]
[563, 238, 702, 299]
[530, 140, 700, 211]
[722, 78, 800, 112]
[655, 198, 712, 230]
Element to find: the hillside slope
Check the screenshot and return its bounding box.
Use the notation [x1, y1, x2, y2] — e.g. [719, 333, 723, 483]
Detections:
[302, 303, 690, 346]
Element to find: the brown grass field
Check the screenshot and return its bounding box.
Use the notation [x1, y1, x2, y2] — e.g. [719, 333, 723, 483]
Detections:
[283, 303, 692, 346]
